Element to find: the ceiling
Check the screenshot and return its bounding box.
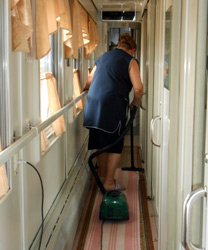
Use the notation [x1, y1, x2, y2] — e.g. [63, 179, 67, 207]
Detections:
[79, 0, 148, 22]
[92, 0, 147, 13]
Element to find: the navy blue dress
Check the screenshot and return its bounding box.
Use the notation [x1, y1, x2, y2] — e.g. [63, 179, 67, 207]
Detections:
[83, 48, 133, 153]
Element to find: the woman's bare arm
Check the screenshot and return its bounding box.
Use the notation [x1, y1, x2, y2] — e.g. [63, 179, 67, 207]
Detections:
[129, 59, 143, 107]
[83, 65, 97, 91]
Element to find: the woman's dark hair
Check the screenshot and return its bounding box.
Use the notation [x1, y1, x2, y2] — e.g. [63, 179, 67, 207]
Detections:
[117, 33, 137, 50]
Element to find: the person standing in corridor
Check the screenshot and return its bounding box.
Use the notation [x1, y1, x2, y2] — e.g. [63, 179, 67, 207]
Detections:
[83, 33, 143, 191]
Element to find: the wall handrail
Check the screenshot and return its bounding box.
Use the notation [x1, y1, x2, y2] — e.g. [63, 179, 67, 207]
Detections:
[0, 92, 87, 166]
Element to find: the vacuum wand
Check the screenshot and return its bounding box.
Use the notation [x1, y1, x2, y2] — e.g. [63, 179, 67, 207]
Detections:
[121, 121, 144, 172]
[88, 105, 138, 194]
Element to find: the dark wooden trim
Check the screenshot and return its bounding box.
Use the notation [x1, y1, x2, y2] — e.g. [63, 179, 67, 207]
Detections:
[139, 172, 155, 250]
[72, 178, 97, 250]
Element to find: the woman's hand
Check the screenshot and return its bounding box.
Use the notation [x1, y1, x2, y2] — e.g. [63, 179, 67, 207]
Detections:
[83, 65, 97, 92]
[83, 85, 90, 92]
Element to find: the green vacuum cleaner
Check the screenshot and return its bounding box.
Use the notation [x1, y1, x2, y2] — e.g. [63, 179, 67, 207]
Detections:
[99, 190, 129, 220]
[88, 105, 138, 221]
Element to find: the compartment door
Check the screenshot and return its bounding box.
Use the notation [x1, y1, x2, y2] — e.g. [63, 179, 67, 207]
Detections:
[180, 0, 208, 249]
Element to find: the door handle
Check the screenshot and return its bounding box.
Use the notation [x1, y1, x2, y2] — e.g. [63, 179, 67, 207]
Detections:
[204, 153, 208, 164]
[150, 115, 161, 147]
[183, 187, 207, 250]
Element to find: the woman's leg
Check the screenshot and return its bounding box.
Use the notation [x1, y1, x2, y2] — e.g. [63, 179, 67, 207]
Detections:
[103, 153, 122, 191]
[97, 153, 107, 180]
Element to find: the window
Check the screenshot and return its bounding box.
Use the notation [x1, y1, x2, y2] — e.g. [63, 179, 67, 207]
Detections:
[73, 49, 84, 117]
[0, 0, 9, 198]
[40, 73, 66, 152]
[40, 35, 65, 153]
[0, 141, 9, 199]
[40, 35, 55, 77]
[73, 70, 84, 117]
[164, 9, 172, 90]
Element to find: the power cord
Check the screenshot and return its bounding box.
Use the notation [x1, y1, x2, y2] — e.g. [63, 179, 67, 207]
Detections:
[19, 160, 44, 250]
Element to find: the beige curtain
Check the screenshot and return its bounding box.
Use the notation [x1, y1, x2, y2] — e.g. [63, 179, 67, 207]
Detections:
[40, 129, 48, 153]
[35, 0, 50, 59]
[73, 70, 84, 117]
[59, 0, 72, 31]
[79, 5, 90, 45]
[11, 0, 98, 59]
[35, 0, 72, 59]
[11, 0, 33, 52]
[46, 73, 66, 135]
[63, 0, 73, 59]
[66, 0, 90, 59]
[0, 144, 9, 199]
[84, 17, 99, 59]
[64, 0, 99, 59]
[40, 73, 66, 151]
[11, 0, 72, 58]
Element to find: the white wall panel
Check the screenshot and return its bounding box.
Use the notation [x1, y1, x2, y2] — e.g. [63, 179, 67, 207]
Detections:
[0, 1, 24, 249]
[53, 163, 90, 250]
[67, 113, 88, 175]
[0, 171, 23, 250]
[23, 137, 66, 249]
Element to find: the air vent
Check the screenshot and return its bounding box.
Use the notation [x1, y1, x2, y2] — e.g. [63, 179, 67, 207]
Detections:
[101, 11, 136, 21]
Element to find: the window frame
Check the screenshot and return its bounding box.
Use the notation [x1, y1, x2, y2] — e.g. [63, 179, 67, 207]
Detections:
[40, 35, 56, 78]
[73, 48, 84, 118]
[39, 33, 65, 155]
[0, 0, 11, 199]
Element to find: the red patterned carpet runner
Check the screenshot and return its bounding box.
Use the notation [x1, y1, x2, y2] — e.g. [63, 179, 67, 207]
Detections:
[83, 169, 142, 250]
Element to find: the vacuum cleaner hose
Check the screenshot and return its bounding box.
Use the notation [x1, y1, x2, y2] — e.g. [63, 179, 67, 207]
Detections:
[88, 105, 138, 194]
